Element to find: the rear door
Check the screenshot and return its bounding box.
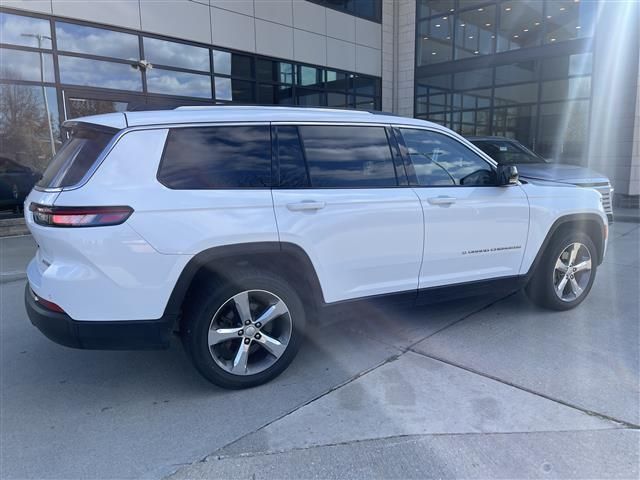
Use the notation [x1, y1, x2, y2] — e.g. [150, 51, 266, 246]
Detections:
[271, 124, 424, 304]
[396, 127, 530, 290]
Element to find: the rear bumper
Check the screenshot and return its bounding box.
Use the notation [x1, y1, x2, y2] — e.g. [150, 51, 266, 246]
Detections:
[24, 284, 175, 350]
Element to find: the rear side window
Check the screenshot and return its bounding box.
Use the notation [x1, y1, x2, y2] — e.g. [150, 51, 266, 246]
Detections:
[38, 125, 115, 188]
[158, 125, 271, 189]
[298, 125, 397, 188]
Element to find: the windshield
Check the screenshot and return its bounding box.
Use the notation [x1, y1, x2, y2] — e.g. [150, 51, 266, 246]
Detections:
[473, 140, 546, 165]
[37, 124, 117, 189]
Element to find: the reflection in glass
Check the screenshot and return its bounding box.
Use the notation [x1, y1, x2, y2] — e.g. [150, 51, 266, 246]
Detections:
[212, 50, 253, 78]
[300, 125, 397, 187]
[495, 61, 537, 85]
[453, 68, 492, 90]
[541, 77, 591, 102]
[280, 63, 294, 84]
[231, 79, 255, 103]
[0, 49, 55, 83]
[494, 83, 539, 105]
[147, 69, 212, 98]
[257, 84, 294, 104]
[67, 98, 128, 118]
[56, 22, 139, 60]
[0, 12, 52, 49]
[212, 50, 231, 75]
[455, 5, 495, 58]
[417, 0, 455, 20]
[542, 53, 592, 79]
[492, 105, 537, 146]
[296, 89, 325, 106]
[545, 0, 598, 44]
[143, 37, 209, 71]
[214, 76, 231, 100]
[0, 84, 60, 174]
[298, 66, 323, 88]
[538, 100, 589, 164]
[497, 1, 543, 52]
[58, 55, 142, 91]
[417, 16, 453, 65]
[327, 92, 348, 107]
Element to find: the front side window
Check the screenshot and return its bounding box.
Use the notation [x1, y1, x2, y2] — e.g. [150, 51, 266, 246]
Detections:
[400, 129, 495, 187]
[158, 125, 271, 189]
[298, 126, 397, 188]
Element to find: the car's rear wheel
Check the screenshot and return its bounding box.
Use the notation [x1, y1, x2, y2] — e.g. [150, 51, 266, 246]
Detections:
[526, 231, 597, 311]
[181, 270, 305, 389]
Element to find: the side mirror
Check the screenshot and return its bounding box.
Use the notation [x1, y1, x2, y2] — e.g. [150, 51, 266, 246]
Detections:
[497, 164, 519, 186]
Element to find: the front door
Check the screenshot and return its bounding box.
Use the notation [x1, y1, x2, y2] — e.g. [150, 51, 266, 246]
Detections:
[396, 127, 530, 289]
[272, 124, 424, 304]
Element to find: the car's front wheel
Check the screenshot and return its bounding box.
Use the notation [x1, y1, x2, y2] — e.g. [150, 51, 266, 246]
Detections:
[182, 270, 306, 389]
[525, 231, 597, 311]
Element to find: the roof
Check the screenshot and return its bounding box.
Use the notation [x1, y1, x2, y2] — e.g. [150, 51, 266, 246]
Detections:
[66, 106, 444, 131]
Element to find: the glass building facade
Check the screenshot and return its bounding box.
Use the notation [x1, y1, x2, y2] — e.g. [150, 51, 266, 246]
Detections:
[415, 0, 598, 164]
[0, 8, 381, 178]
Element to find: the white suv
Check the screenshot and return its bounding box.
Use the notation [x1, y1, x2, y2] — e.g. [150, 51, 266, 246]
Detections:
[24, 107, 608, 389]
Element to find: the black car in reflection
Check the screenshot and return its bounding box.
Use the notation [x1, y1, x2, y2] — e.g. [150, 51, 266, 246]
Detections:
[0, 157, 41, 213]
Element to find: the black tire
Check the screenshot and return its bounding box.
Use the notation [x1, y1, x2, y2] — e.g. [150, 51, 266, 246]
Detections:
[181, 269, 306, 389]
[525, 230, 597, 311]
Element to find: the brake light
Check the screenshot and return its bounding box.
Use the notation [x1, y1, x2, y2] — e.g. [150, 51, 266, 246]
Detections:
[29, 203, 133, 227]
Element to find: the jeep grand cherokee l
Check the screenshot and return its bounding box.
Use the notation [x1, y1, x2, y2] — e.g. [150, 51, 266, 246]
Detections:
[24, 107, 608, 389]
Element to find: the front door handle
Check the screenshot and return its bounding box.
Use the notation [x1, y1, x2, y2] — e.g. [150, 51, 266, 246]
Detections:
[427, 195, 457, 206]
[286, 200, 326, 212]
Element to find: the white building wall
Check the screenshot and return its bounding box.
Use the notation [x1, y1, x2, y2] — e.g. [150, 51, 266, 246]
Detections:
[381, 0, 415, 117]
[3, 0, 383, 77]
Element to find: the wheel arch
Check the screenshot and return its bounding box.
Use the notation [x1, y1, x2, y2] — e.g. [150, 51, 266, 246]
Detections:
[526, 213, 606, 278]
[163, 242, 325, 326]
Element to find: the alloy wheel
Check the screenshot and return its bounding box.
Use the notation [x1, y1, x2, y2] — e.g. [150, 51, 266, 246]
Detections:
[552, 242, 592, 302]
[207, 290, 292, 376]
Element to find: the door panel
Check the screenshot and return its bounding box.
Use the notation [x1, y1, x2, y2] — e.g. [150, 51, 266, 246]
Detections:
[413, 185, 530, 289]
[394, 126, 530, 292]
[273, 189, 423, 303]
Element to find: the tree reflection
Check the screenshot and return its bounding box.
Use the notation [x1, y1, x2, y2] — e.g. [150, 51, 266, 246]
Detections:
[0, 83, 60, 173]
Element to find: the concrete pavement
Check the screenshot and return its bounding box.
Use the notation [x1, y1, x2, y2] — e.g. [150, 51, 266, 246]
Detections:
[0, 223, 638, 479]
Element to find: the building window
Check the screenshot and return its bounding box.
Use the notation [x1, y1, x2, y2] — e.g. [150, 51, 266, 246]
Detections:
[417, 0, 597, 64]
[0, 6, 381, 198]
[307, 0, 382, 23]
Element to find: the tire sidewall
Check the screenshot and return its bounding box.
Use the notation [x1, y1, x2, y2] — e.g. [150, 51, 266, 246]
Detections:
[183, 272, 306, 389]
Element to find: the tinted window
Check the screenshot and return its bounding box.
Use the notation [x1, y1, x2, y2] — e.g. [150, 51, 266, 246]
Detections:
[38, 126, 115, 188]
[299, 126, 397, 188]
[158, 126, 271, 189]
[400, 129, 495, 187]
[277, 127, 309, 188]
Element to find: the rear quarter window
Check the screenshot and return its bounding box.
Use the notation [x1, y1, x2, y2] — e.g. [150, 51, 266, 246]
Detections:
[157, 125, 272, 189]
[38, 125, 116, 188]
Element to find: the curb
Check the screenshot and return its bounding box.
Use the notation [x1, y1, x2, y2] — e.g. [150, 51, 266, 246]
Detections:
[0, 272, 27, 284]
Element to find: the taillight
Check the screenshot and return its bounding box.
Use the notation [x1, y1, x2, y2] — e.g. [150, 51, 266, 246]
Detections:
[29, 203, 133, 227]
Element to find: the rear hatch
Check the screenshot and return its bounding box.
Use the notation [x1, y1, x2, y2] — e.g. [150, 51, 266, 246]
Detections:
[25, 121, 122, 275]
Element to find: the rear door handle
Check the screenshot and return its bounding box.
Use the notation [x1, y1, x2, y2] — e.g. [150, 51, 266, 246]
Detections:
[286, 200, 326, 212]
[427, 195, 456, 206]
